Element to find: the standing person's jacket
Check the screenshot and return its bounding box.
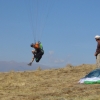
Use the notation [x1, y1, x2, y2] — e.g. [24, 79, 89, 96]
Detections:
[96, 41, 100, 56]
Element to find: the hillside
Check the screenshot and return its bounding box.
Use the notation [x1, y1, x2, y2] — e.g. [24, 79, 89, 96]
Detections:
[0, 64, 99, 100]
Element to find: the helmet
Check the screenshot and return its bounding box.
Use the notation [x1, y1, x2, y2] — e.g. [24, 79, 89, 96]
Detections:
[30, 43, 34, 47]
[95, 35, 100, 39]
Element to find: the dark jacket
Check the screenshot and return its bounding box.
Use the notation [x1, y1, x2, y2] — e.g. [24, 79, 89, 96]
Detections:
[96, 41, 100, 55]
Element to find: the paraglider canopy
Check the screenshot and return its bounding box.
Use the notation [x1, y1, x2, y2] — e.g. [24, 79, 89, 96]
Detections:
[79, 69, 100, 84]
[84, 69, 100, 78]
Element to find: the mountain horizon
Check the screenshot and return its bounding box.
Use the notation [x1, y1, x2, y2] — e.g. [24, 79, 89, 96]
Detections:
[0, 61, 52, 72]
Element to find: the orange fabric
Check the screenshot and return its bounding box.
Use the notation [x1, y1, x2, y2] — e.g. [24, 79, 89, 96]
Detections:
[33, 43, 39, 49]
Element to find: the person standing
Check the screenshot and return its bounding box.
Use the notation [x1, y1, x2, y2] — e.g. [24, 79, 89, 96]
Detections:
[94, 35, 100, 68]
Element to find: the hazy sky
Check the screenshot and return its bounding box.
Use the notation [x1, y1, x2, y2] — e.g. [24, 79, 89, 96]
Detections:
[0, 0, 100, 67]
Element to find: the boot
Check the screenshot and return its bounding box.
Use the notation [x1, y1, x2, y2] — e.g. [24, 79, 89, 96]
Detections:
[28, 62, 32, 66]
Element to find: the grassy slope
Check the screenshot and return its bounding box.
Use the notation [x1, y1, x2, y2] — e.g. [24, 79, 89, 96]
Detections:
[0, 64, 100, 100]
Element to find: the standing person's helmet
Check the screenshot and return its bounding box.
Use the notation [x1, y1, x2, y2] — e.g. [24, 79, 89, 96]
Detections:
[95, 35, 100, 39]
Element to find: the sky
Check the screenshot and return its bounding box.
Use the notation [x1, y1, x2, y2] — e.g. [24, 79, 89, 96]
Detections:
[0, 0, 100, 67]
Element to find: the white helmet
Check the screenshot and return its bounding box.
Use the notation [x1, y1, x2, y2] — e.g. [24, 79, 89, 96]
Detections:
[95, 35, 100, 39]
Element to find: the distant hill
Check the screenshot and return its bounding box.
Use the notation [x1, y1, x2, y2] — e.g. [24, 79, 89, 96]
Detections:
[0, 61, 51, 72]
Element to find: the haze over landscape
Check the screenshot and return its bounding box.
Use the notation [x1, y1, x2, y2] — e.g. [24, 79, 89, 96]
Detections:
[0, 0, 100, 71]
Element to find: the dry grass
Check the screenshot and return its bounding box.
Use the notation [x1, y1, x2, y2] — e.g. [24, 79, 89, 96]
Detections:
[0, 64, 100, 100]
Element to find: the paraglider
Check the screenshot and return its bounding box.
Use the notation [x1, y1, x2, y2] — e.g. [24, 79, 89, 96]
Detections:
[26, 1, 45, 65]
[28, 41, 44, 66]
[26, 0, 52, 65]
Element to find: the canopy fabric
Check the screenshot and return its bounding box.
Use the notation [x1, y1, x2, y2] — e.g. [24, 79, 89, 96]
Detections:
[79, 69, 100, 84]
